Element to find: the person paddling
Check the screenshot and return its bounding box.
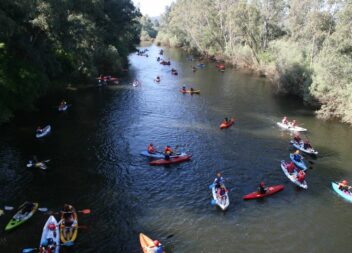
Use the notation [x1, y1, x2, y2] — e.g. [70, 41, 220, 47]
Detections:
[217, 184, 228, 200]
[182, 86, 186, 92]
[293, 134, 301, 143]
[293, 150, 302, 162]
[297, 170, 306, 183]
[338, 180, 351, 192]
[258, 182, 266, 194]
[148, 144, 155, 154]
[164, 145, 173, 160]
[223, 117, 229, 124]
[286, 161, 296, 173]
[282, 116, 288, 125]
[36, 126, 43, 134]
[61, 204, 76, 239]
[214, 172, 225, 190]
[153, 240, 164, 253]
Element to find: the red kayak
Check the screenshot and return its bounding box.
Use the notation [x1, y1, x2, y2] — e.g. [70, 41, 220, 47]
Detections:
[243, 185, 284, 200]
[220, 118, 235, 129]
[149, 155, 191, 166]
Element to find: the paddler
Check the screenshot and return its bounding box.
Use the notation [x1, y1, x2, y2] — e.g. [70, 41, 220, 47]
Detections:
[223, 117, 229, 124]
[164, 145, 173, 160]
[148, 144, 155, 154]
[291, 119, 297, 127]
[217, 184, 228, 200]
[293, 150, 302, 162]
[153, 240, 164, 253]
[297, 170, 306, 183]
[190, 87, 194, 93]
[286, 161, 296, 173]
[282, 116, 288, 125]
[61, 204, 77, 239]
[303, 140, 312, 149]
[155, 76, 160, 82]
[36, 126, 43, 134]
[258, 182, 266, 194]
[293, 134, 301, 143]
[214, 172, 225, 190]
[192, 66, 197, 72]
[338, 180, 351, 192]
[182, 86, 186, 92]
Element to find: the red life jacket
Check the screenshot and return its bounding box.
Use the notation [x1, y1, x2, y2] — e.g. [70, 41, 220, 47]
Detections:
[148, 145, 155, 153]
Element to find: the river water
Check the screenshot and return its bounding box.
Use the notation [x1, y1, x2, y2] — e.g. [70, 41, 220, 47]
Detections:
[1, 44, 352, 253]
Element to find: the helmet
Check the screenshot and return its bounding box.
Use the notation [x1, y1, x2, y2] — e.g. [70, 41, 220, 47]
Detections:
[154, 240, 160, 246]
[41, 239, 48, 247]
[48, 223, 56, 231]
[342, 180, 348, 185]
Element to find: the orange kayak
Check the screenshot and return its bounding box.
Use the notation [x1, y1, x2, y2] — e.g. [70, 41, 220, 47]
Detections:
[220, 118, 234, 129]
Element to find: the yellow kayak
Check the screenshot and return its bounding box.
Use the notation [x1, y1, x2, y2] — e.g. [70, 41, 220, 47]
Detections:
[139, 233, 155, 253]
[60, 206, 78, 243]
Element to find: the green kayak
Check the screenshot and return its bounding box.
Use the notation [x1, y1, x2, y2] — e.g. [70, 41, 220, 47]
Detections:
[5, 202, 38, 231]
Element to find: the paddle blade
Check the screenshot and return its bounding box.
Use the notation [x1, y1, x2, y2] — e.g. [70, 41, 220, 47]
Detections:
[210, 200, 216, 206]
[38, 208, 48, 212]
[63, 241, 74, 247]
[80, 209, 91, 214]
[22, 248, 36, 253]
[4, 206, 14, 211]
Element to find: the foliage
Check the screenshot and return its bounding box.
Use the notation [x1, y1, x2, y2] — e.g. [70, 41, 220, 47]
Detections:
[0, 0, 141, 123]
[157, 0, 352, 124]
[140, 15, 158, 41]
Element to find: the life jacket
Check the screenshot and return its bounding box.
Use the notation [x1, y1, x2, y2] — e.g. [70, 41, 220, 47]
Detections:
[297, 171, 305, 182]
[287, 162, 295, 173]
[164, 147, 172, 154]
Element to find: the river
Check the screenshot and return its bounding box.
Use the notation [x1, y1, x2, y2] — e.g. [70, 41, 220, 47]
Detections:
[1, 44, 352, 253]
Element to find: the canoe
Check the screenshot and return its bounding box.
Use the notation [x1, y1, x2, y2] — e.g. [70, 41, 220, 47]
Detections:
[211, 184, 229, 211]
[290, 141, 318, 155]
[39, 215, 60, 253]
[220, 118, 234, 129]
[36, 125, 51, 138]
[179, 89, 200, 94]
[332, 182, 352, 203]
[281, 161, 307, 189]
[149, 155, 191, 166]
[58, 104, 68, 112]
[290, 153, 308, 171]
[277, 122, 307, 132]
[243, 185, 284, 200]
[5, 202, 39, 231]
[60, 206, 78, 243]
[140, 233, 158, 253]
[140, 151, 186, 159]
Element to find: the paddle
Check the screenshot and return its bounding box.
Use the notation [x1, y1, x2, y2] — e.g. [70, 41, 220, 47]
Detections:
[22, 241, 74, 253]
[48, 209, 91, 215]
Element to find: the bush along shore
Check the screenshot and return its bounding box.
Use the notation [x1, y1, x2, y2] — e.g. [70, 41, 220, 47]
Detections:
[155, 0, 352, 125]
[0, 0, 141, 124]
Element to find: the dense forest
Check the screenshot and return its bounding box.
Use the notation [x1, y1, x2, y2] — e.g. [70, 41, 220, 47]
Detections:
[0, 0, 141, 123]
[140, 15, 158, 41]
[156, 0, 352, 125]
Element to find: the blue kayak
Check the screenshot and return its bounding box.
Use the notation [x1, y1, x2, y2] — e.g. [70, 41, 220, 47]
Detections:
[289, 153, 307, 171]
[140, 151, 186, 159]
[332, 182, 352, 203]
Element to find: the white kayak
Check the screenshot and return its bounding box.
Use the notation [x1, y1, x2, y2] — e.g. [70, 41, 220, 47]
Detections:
[58, 104, 69, 112]
[281, 161, 308, 189]
[39, 215, 60, 253]
[290, 140, 318, 155]
[211, 184, 230, 211]
[26, 161, 48, 170]
[36, 125, 51, 138]
[277, 122, 307, 132]
[290, 153, 308, 171]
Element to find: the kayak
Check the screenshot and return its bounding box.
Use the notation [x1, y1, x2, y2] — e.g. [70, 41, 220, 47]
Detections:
[27, 161, 47, 170]
[211, 184, 229, 210]
[179, 89, 200, 94]
[140, 233, 159, 253]
[332, 182, 352, 203]
[277, 122, 307, 132]
[58, 104, 68, 112]
[243, 185, 284, 200]
[220, 118, 235, 129]
[290, 140, 318, 155]
[290, 153, 308, 171]
[149, 155, 191, 166]
[60, 206, 78, 243]
[140, 151, 186, 159]
[281, 161, 307, 189]
[36, 125, 51, 138]
[96, 77, 118, 81]
[5, 202, 39, 231]
[40, 215, 60, 253]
